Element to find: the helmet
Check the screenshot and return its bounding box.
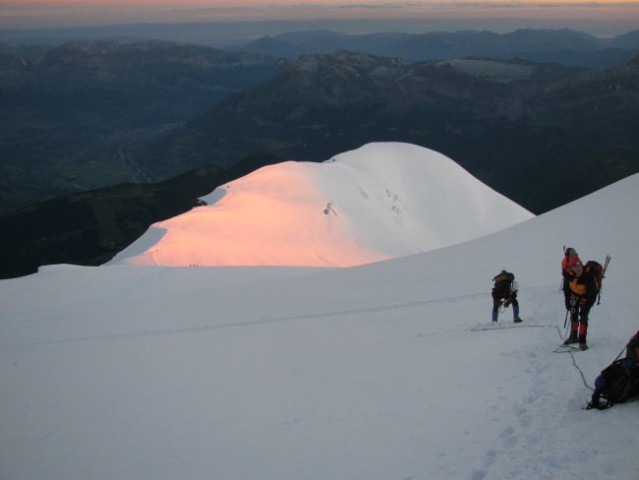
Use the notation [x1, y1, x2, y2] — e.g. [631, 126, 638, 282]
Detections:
[565, 247, 578, 257]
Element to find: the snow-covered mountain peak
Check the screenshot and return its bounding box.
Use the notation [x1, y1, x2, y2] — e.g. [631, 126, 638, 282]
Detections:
[110, 142, 533, 267]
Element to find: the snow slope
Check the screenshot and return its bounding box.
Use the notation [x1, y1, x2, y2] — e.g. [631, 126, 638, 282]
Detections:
[110, 142, 532, 267]
[1, 149, 638, 480]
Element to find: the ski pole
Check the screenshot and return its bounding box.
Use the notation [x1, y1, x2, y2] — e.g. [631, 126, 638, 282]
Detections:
[563, 309, 569, 329]
[597, 287, 602, 305]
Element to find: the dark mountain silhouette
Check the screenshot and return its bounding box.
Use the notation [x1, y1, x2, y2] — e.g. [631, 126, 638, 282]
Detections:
[0, 154, 283, 279]
[2, 31, 637, 215]
[0, 40, 280, 214]
[153, 51, 639, 214]
[240, 28, 639, 68]
[608, 29, 639, 49]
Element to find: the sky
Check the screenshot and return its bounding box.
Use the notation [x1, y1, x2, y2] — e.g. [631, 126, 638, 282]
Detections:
[1, 141, 638, 480]
[1, 0, 639, 36]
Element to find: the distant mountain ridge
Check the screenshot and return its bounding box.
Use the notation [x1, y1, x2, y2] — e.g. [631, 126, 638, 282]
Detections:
[240, 28, 639, 68]
[154, 51, 639, 214]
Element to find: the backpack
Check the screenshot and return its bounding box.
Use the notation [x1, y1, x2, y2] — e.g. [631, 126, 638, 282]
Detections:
[585, 260, 604, 293]
[587, 358, 639, 410]
[492, 271, 517, 301]
[493, 271, 514, 285]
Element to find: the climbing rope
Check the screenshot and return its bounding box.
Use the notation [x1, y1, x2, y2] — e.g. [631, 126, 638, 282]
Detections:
[552, 324, 594, 391]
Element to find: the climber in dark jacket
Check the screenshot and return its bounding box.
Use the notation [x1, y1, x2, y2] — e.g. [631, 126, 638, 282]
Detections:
[491, 270, 522, 323]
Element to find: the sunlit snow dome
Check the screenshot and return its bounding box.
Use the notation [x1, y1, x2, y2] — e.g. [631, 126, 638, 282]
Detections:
[109, 142, 533, 267]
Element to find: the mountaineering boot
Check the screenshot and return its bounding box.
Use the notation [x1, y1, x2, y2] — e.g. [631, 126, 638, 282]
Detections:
[579, 334, 588, 351]
[513, 305, 522, 323]
[564, 333, 578, 345]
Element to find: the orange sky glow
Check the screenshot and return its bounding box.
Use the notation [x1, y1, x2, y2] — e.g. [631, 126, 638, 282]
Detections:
[1, 1, 637, 38]
[4, 0, 638, 3]
[3, 1, 638, 15]
[4, 0, 638, 6]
